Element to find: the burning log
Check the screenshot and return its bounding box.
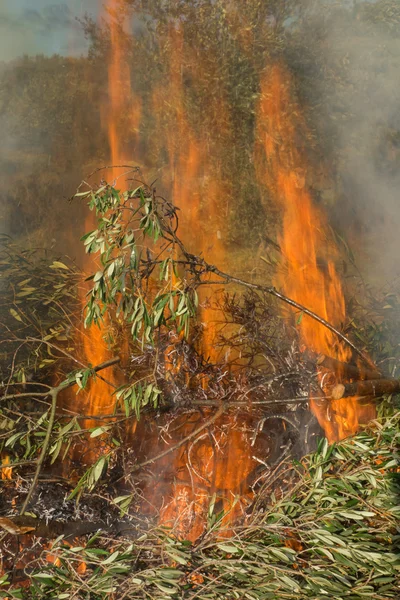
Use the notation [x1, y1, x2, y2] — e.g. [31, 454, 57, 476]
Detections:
[331, 378, 400, 400]
[317, 354, 382, 381]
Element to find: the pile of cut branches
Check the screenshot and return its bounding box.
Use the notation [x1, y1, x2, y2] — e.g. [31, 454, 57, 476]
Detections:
[2, 411, 398, 599]
[1, 177, 400, 599]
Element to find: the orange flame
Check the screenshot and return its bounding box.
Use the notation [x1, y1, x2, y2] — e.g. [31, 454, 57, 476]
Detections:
[1, 455, 13, 480]
[159, 411, 254, 541]
[150, 27, 255, 538]
[255, 64, 375, 441]
[61, 0, 141, 463]
[101, 0, 141, 181]
[75, 0, 142, 454]
[152, 25, 228, 364]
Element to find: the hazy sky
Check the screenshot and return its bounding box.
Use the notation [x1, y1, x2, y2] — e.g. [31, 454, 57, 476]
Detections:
[0, 1, 101, 62]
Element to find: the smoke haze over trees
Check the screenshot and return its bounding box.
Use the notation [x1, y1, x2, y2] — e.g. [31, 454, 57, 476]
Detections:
[1, 0, 400, 283]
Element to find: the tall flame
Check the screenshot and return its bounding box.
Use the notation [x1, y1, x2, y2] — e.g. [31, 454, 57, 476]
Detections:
[150, 26, 254, 538]
[62, 1, 142, 462]
[101, 0, 141, 181]
[255, 64, 375, 442]
[152, 25, 227, 363]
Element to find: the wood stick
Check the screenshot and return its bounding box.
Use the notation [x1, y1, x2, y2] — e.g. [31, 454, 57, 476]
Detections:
[331, 379, 400, 400]
[317, 354, 382, 381]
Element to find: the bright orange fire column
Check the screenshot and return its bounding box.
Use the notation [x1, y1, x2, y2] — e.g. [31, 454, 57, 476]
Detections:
[149, 26, 256, 539]
[152, 25, 227, 363]
[255, 64, 375, 442]
[62, 1, 142, 463]
[100, 0, 141, 181]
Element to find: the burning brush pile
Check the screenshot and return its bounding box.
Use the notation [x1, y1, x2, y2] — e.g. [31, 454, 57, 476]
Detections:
[0, 178, 399, 598]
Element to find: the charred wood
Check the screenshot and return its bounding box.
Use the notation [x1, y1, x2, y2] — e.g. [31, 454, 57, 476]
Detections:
[331, 378, 400, 400]
[317, 354, 383, 381]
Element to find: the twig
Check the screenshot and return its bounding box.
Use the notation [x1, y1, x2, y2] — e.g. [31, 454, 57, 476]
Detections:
[20, 389, 58, 514]
[19, 357, 120, 514]
[210, 265, 370, 365]
[122, 403, 226, 479]
[317, 354, 383, 381]
[169, 231, 370, 365]
[331, 379, 400, 400]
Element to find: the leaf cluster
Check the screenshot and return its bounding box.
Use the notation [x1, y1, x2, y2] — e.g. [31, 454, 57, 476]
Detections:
[6, 411, 399, 599]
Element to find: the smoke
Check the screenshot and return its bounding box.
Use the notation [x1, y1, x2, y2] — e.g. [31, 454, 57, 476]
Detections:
[295, 3, 400, 285]
[0, 2, 98, 60]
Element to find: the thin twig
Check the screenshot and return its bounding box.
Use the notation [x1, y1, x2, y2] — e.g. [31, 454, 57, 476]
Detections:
[169, 229, 369, 364]
[19, 357, 120, 514]
[20, 388, 58, 514]
[122, 403, 226, 479]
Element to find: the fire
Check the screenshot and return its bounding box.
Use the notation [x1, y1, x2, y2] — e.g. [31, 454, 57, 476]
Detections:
[149, 26, 254, 537]
[152, 25, 228, 364]
[1, 454, 13, 480]
[79, 0, 142, 428]
[159, 411, 255, 541]
[255, 64, 375, 441]
[101, 0, 141, 182]
[61, 0, 141, 462]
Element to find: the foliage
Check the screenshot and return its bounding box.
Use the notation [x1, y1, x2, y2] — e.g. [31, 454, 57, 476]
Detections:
[1, 175, 400, 596]
[79, 181, 199, 340]
[0, 54, 105, 244]
[2, 411, 398, 599]
[0, 238, 80, 382]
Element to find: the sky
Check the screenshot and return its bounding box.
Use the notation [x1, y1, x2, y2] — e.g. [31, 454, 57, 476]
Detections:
[0, 0, 101, 62]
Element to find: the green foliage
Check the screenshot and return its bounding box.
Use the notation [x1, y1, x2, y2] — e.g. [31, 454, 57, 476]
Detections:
[0, 239, 80, 381]
[68, 453, 112, 501]
[80, 183, 198, 345]
[11, 411, 400, 599]
[115, 381, 162, 418]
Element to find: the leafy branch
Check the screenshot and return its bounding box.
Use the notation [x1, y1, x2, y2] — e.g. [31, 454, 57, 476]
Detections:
[0, 357, 121, 514]
[79, 180, 369, 366]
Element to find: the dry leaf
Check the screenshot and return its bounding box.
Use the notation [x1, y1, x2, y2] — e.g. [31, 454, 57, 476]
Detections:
[0, 517, 35, 535]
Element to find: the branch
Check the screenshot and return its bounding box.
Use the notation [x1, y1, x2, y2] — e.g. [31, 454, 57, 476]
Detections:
[122, 402, 226, 480]
[331, 379, 400, 400]
[210, 265, 370, 365]
[20, 389, 58, 514]
[19, 357, 121, 514]
[168, 229, 370, 364]
[317, 354, 383, 381]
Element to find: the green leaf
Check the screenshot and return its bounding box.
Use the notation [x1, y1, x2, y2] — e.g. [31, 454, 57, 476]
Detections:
[50, 261, 69, 270]
[90, 426, 111, 438]
[217, 543, 239, 554]
[9, 308, 22, 322]
[102, 551, 120, 565]
[92, 456, 106, 485]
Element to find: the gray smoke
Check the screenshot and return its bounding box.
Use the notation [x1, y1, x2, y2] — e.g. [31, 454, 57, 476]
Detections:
[299, 3, 400, 285]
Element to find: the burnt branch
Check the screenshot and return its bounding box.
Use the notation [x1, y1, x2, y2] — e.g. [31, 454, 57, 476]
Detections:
[317, 354, 383, 381]
[332, 378, 400, 400]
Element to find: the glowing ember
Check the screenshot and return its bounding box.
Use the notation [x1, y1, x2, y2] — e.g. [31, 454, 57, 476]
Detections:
[1, 454, 13, 481]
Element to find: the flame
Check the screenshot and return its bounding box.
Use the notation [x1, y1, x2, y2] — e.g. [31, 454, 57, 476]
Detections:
[1, 454, 12, 480]
[101, 0, 141, 182]
[152, 25, 228, 364]
[61, 0, 141, 462]
[159, 411, 254, 541]
[150, 26, 255, 537]
[255, 64, 375, 441]
[78, 0, 142, 443]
